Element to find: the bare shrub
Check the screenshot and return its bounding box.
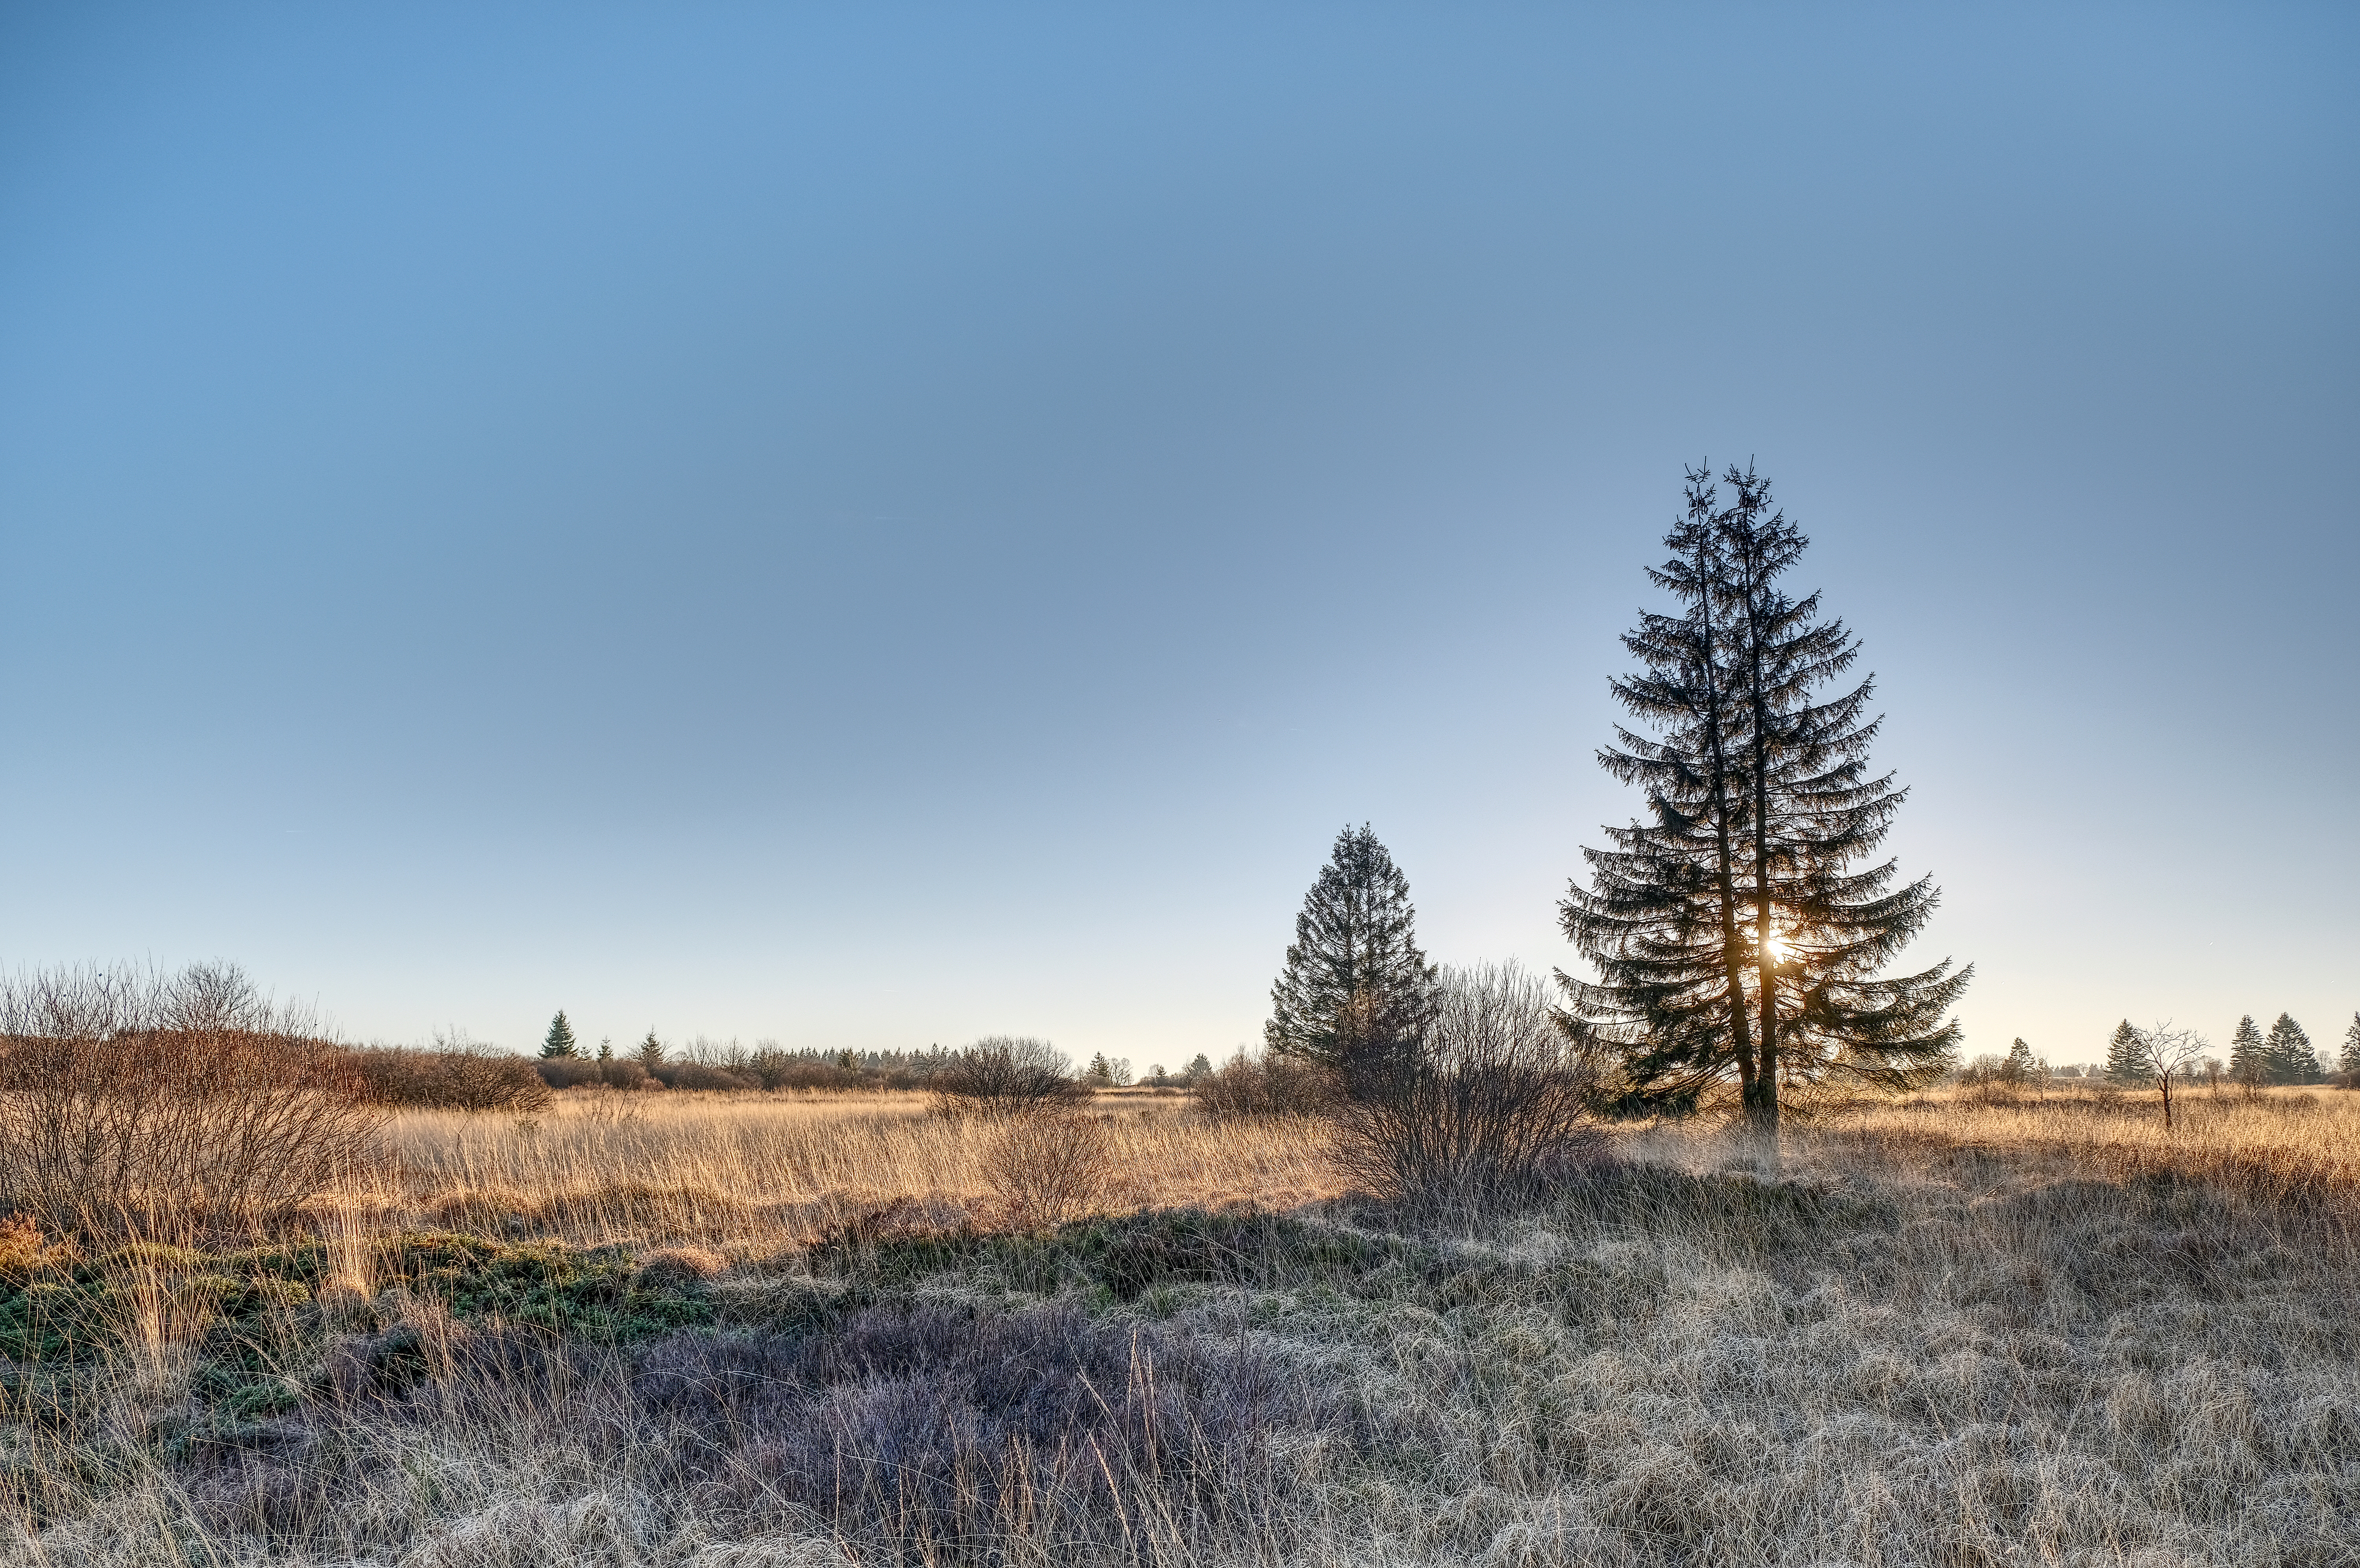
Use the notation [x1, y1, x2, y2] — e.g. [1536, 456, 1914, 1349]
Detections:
[652, 1061, 756, 1093]
[1193, 1047, 1334, 1119]
[1333, 960, 1607, 1209]
[929, 1035, 1081, 1119]
[978, 1108, 1112, 1229]
[0, 962, 386, 1235]
[354, 1033, 550, 1113]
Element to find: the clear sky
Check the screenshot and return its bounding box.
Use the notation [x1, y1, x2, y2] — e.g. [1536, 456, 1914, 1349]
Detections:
[4, 3, 2354, 1069]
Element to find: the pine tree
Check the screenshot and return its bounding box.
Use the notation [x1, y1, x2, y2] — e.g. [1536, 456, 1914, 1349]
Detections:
[1562, 465, 1968, 1133]
[2003, 1037, 2038, 1084]
[596, 1036, 614, 1062]
[2228, 1015, 2266, 1088]
[2103, 1020, 2148, 1085]
[1559, 468, 1759, 1115]
[2263, 1013, 2316, 1085]
[540, 1010, 579, 1059]
[2340, 1013, 2360, 1079]
[635, 1030, 665, 1069]
[1267, 823, 1437, 1096]
[1715, 465, 1967, 1125]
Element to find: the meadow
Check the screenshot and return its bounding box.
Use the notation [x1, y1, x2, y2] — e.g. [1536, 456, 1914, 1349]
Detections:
[3, 1083, 2356, 1566]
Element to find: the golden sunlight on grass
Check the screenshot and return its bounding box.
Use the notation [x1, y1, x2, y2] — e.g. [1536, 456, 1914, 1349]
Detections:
[344, 1089, 1344, 1248]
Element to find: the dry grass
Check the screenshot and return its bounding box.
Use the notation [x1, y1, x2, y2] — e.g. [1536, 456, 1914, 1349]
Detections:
[4, 1084, 2358, 1566]
[346, 1089, 1341, 1248]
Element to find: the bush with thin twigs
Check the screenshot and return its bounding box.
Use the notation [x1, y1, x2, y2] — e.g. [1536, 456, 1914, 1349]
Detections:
[1332, 959, 1608, 1208]
[978, 1106, 1113, 1229]
[1193, 1046, 1334, 1119]
[0, 962, 385, 1237]
[927, 1034, 1084, 1119]
[649, 1061, 755, 1093]
[353, 1039, 551, 1114]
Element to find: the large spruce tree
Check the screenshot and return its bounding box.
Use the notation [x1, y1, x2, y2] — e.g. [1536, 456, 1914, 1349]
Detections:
[1267, 824, 1437, 1096]
[2341, 1013, 2360, 1079]
[1558, 468, 1758, 1113]
[540, 1010, 579, 1059]
[1561, 465, 1967, 1132]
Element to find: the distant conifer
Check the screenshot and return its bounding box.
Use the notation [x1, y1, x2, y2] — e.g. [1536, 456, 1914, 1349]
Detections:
[2103, 1020, 2148, 1085]
[2228, 1015, 2266, 1088]
[539, 1011, 579, 1059]
[2263, 1013, 2316, 1085]
[2341, 1013, 2360, 1079]
[2003, 1037, 2038, 1084]
[1267, 823, 1437, 1097]
[635, 1030, 665, 1069]
[596, 1036, 614, 1062]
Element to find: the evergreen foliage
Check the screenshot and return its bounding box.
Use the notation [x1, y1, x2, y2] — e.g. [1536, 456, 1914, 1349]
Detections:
[2229, 1015, 2266, 1087]
[596, 1036, 614, 1062]
[636, 1030, 666, 1069]
[1267, 824, 1437, 1096]
[539, 1011, 579, 1060]
[2103, 1020, 2148, 1085]
[1559, 465, 1968, 1130]
[2342, 1013, 2360, 1078]
[2263, 1013, 2317, 1085]
[2003, 1037, 2038, 1084]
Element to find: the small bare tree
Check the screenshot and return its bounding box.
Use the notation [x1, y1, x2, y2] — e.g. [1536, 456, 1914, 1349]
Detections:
[1334, 961, 1608, 1209]
[0, 962, 386, 1235]
[978, 1109, 1111, 1230]
[2136, 1020, 2209, 1131]
[929, 1036, 1082, 1119]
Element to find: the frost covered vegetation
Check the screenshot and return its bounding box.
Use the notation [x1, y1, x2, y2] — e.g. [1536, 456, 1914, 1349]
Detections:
[2, 1085, 2356, 1566]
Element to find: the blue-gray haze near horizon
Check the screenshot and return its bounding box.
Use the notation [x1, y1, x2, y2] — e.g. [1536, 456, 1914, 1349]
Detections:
[2, 4, 2353, 1065]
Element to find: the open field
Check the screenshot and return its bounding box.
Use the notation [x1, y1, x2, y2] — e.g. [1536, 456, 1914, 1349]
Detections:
[4, 1085, 2356, 1566]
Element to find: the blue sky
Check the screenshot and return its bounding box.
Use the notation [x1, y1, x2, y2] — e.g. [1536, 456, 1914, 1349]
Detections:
[4, 3, 2354, 1068]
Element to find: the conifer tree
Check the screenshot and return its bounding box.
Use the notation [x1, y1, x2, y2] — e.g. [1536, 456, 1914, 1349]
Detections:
[635, 1030, 665, 1069]
[2228, 1015, 2266, 1087]
[1562, 465, 1967, 1132]
[2341, 1013, 2360, 1079]
[1268, 823, 1437, 1096]
[2103, 1020, 2148, 1085]
[540, 1010, 579, 1059]
[2263, 1013, 2316, 1085]
[1559, 468, 1759, 1114]
[2003, 1037, 2038, 1084]
[596, 1036, 614, 1062]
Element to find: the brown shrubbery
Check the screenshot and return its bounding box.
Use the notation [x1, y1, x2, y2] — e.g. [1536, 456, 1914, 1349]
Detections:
[979, 1108, 1113, 1229]
[929, 1035, 1085, 1119]
[0, 962, 385, 1235]
[1192, 1048, 1333, 1119]
[1331, 962, 1608, 1208]
[355, 1036, 552, 1113]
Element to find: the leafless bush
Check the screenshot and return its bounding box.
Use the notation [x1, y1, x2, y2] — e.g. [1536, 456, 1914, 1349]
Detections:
[979, 1107, 1112, 1228]
[1193, 1047, 1335, 1119]
[652, 1061, 756, 1092]
[1333, 960, 1607, 1209]
[929, 1035, 1082, 1119]
[354, 1032, 550, 1113]
[0, 962, 386, 1235]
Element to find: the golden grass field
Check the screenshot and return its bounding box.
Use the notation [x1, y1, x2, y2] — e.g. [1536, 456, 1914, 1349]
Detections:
[6, 1082, 2357, 1566]
[343, 1080, 2360, 1251]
